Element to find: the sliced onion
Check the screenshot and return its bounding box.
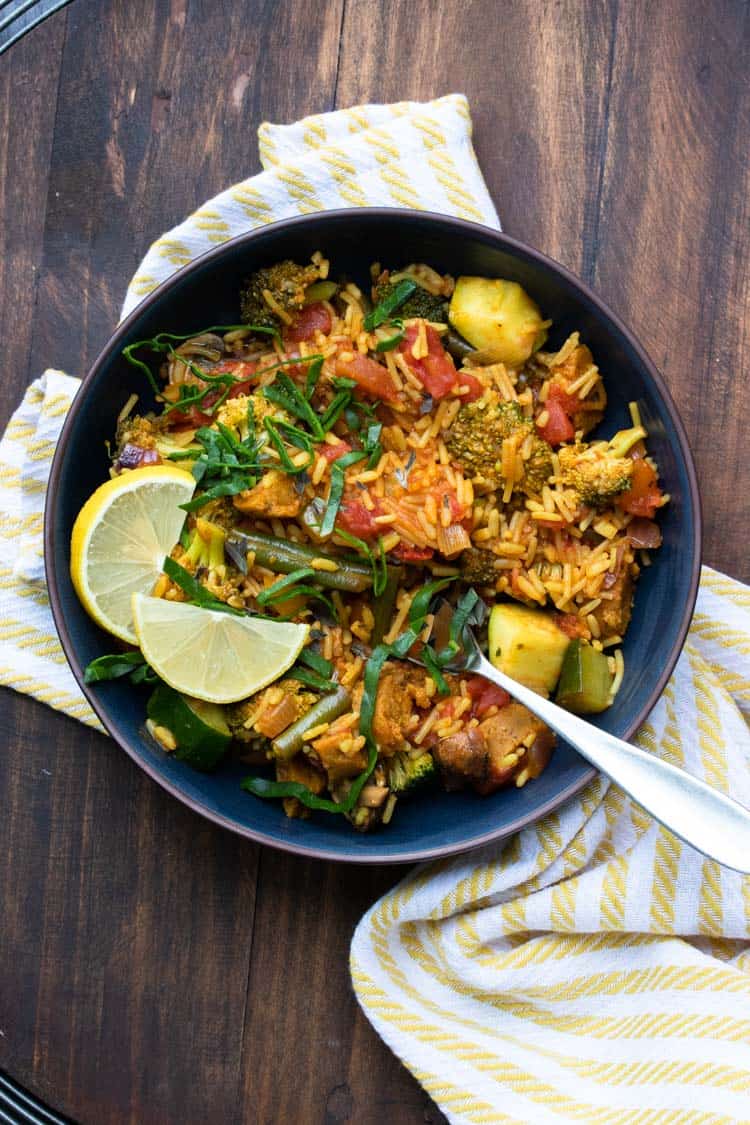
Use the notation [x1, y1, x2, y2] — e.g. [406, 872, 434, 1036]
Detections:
[117, 443, 159, 469]
[436, 522, 471, 558]
[255, 695, 299, 739]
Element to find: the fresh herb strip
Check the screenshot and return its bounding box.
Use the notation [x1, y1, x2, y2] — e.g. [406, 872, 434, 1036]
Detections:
[375, 330, 405, 352]
[177, 401, 264, 511]
[240, 758, 377, 815]
[262, 371, 325, 439]
[363, 279, 418, 331]
[297, 648, 334, 678]
[363, 421, 383, 469]
[304, 355, 324, 400]
[333, 528, 388, 597]
[288, 666, 336, 692]
[319, 450, 366, 538]
[122, 324, 280, 395]
[162, 557, 245, 616]
[84, 650, 157, 685]
[263, 418, 314, 474]
[319, 389, 353, 433]
[289, 646, 337, 692]
[256, 567, 335, 616]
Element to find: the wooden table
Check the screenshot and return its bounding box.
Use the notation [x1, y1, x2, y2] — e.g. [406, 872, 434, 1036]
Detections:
[0, 2, 747, 1122]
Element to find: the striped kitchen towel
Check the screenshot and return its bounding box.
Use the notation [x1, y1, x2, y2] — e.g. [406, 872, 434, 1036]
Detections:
[1, 94, 749, 1122]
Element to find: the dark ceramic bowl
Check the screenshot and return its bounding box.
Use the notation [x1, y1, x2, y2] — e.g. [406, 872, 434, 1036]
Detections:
[45, 210, 701, 863]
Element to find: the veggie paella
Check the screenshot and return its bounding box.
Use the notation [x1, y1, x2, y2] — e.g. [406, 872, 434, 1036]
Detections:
[72, 253, 667, 832]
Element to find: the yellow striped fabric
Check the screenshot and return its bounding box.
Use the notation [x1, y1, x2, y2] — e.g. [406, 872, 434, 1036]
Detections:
[1, 96, 750, 1121]
[351, 576, 750, 1122]
[121, 94, 499, 319]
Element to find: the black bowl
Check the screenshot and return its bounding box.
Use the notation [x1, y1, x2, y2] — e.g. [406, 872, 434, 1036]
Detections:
[45, 210, 701, 863]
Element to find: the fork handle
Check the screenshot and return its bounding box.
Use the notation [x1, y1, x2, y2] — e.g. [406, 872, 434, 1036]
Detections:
[471, 652, 750, 873]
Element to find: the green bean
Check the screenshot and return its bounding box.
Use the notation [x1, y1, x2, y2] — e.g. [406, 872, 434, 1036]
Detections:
[444, 329, 475, 362]
[226, 531, 372, 592]
[370, 565, 403, 646]
[272, 686, 351, 760]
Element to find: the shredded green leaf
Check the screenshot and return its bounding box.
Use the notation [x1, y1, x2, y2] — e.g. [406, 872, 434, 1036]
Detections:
[122, 324, 280, 396]
[256, 567, 335, 616]
[84, 650, 157, 685]
[363, 279, 418, 331]
[319, 450, 366, 537]
[178, 401, 263, 510]
[375, 330, 405, 352]
[261, 370, 325, 439]
[162, 557, 245, 615]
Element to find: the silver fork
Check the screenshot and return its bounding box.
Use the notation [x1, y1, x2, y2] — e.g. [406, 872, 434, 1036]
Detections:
[416, 613, 750, 873]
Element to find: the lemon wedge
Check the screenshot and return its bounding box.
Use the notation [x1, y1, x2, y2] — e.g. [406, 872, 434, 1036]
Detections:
[70, 465, 196, 644]
[131, 594, 309, 704]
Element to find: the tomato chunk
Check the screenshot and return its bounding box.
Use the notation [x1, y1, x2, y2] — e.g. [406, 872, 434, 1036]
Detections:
[212, 360, 258, 379]
[466, 675, 511, 717]
[537, 384, 575, 445]
[336, 499, 381, 540]
[335, 352, 399, 402]
[320, 441, 352, 462]
[617, 458, 662, 517]
[391, 542, 435, 563]
[169, 404, 214, 430]
[398, 324, 458, 400]
[285, 302, 332, 343]
[456, 370, 483, 402]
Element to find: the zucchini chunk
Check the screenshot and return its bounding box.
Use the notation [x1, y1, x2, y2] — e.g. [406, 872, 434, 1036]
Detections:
[555, 639, 613, 714]
[147, 682, 231, 770]
[488, 603, 570, 696]
[448, 277, 548, 366]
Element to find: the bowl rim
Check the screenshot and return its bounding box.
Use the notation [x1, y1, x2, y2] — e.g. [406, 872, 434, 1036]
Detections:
[44, 207, 703, 864]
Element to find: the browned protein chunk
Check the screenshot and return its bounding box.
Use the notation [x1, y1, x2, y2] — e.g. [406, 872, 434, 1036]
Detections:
[310, 738, 368, 783]
[432, 728, 489, 791]
[550, 343, 606, 436]
[372, 665, 433, 755]
[474, 704, 552, 794]
[232, 469, 302, 517]
[592, 569, 634, 640]
[276, 753, 327, 793]
[276, 753, 327, 821]
[434, 703, 555, 795]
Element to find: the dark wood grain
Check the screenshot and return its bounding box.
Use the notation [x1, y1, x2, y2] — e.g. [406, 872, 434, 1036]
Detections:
[0, 1, 748, 1123]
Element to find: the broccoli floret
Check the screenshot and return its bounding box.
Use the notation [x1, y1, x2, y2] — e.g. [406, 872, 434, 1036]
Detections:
[459, 548, 501, 586]
[524, 436, 555, 493]
[446, 399, 553, 495]
[213, 392, 290, 441]
[608, 425, 647, 458]
[558, 444, 634, 508]
[181, 518, 226, 571]
[213, 393, 256, 441]
[387, 751, 437, 796]
[240, 260, 320, 329]
[374, 280, 447, 323]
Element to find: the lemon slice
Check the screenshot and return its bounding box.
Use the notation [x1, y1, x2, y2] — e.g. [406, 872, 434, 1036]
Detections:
[132, 594, 310, 704]
[70, 465, 196, 644]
